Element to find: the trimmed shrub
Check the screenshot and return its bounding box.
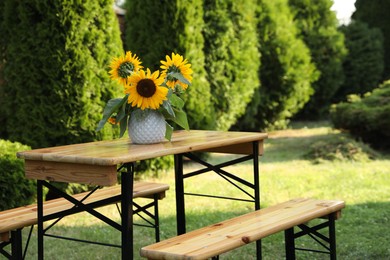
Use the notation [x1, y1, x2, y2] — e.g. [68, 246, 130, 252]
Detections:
[304, 134, 379, 164]
[235, 0, 318, 131]
[1, 0, 123, 148]
[330, 80, 390, 149]
[0, 140, 35, 211]
[290, 0, 347, 118]
[203, 0, 260, 130]
[335, 21, 384, 101]
[125, 0, 215, 131]
[353, 0, 390, 79]
[0, 2, 7, 139]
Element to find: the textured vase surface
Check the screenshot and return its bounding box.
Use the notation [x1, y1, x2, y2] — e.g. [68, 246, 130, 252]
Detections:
[128, 110, 166, 144]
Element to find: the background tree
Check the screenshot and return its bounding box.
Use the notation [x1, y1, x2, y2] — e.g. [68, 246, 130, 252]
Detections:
[289, 0, 347, 118]
[1, 0, 123, 148]
[125, 0, 215, 131]
[353, 0, 390, 80]
[203, 0, 260, 130]
[334, 21, 384, 101]
[0, 1, 8, 139]
[235, 0, 318, 131]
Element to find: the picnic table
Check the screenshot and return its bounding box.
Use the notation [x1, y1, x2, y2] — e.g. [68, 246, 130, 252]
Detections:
[16, 130, 268, 259]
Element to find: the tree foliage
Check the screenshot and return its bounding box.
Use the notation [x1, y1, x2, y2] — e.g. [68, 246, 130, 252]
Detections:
[125, 0, 215, 131]
[335, 21, 384, 101]
[236, 0, 318, 131]
[1, 0, 122, 148]
[0, 140, 35, 210]
[290, 0, 347, 118]
[203, 0, 260, 130]
[353, 0, 390, 80]
[0, 1, 7, 139]
[330, 81, 390, 150]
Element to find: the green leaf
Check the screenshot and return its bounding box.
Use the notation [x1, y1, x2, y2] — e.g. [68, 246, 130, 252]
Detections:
[165, 122, 173, 141]
[96, 95, 128, 131]
[170, 72, 191, 86]
[169, 93, 185, 109]
[171, 108, 189, 130]
[119, 116, 128, 138]
[162, 100, 175, 117]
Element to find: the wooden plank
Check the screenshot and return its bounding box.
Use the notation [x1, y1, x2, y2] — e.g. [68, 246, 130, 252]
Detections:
[24, 160, 118, 186]
[200, 141, 264, 155]
[17, 131, 268, 166]
[140, 198, 345, 260]
[0, 232, 10, 242]
[0, 182, 169, 234]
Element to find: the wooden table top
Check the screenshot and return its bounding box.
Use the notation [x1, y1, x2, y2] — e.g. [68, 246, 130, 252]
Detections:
[17, 130, 267, 186]
[17, 130, 268, 166]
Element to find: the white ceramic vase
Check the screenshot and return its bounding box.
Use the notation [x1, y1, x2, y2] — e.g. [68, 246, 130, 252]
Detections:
[128, 110, 166, 144]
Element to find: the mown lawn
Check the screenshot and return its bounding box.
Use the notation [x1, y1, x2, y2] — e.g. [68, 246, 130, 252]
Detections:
[17, 122, 390, 259]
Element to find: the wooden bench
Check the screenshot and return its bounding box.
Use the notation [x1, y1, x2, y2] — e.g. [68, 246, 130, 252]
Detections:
[0, 181, 169, 259]
[140, 198, 345, 260]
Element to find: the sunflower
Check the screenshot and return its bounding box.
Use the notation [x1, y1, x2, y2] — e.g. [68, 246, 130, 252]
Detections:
[109, 51, 143, 86]
[125, 68, 168, 110]
[160, 53, 193, 90]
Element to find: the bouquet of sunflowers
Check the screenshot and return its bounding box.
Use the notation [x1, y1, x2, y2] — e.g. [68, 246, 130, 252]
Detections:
[96, 51, 192, 141]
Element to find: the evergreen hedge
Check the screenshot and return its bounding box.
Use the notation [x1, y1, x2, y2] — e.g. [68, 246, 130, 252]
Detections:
[290, 0, 347, 118]
[0, 140, 35, 211]
[0, 1, 7, 139]
[335, 21, 384, 101]
[1, 0, 123, 148]
[203, 0, 260, 131]
[125, 0, 215, 131]
[330, 80, 390, 150]
[236, 0, 318, 131]
[353, 0, 390, 80]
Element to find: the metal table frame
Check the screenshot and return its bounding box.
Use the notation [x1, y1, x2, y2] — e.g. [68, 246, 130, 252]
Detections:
[16, 130, 267, 259]
[36, 162, 135, 259]
[174, 141, 262, 258]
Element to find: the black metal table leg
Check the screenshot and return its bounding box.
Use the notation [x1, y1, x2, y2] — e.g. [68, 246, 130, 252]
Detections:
[121, 163, 134, 259]
[174, 154, 186, 235]
[37, 180, 44, 260]
[253, 141, 262, 259]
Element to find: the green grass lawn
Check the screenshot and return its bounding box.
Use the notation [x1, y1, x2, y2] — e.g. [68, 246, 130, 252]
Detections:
[16, 122, 390, 259]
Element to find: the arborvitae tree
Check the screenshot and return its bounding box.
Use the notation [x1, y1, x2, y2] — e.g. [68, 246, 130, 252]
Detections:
[125, 0, 215, 130]
[2, 0, 123, 148]
[353, 0, 390, 80]
[203, 0, 260, 131]
[335, 21, 384, 101]
[236, 0, 318, 131]
[289, 0, 347, 118]
[0, 1, 7, 139]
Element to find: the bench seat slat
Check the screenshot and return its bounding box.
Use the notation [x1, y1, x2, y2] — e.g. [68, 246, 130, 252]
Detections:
[140, 198, 345, 260]
[0, 182, 169, 236]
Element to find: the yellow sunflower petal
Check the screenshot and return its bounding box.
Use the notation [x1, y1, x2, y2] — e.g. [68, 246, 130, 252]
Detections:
[125, 68, 167, 110]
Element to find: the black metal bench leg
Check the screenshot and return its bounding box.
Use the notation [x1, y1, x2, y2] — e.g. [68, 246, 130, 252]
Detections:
[11, 229, 23, 260]
[329, 214, 337, 260]
[37, 180, 44, 260]
[153, 194, 160, 242]
[285, 227, 296, 260]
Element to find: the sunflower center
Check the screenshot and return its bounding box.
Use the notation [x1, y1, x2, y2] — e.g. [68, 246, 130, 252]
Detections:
[137, 79, 157, 97]
[118, 62, 134, 78]
[167, 65, 180, 82]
